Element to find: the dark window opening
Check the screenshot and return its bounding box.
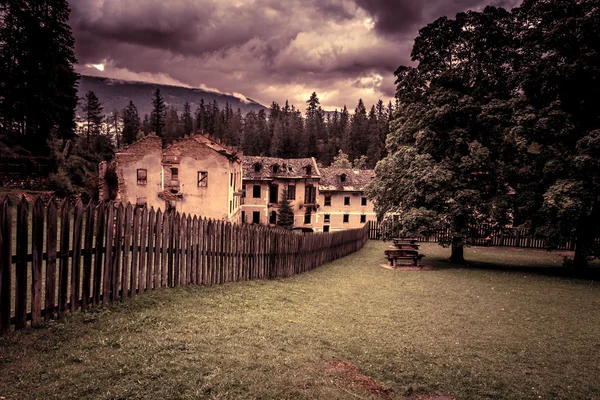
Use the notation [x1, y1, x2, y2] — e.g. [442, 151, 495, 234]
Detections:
[241, 211, 246, 223]
[343, 214, 350, 223]
[344, 196, 350, 206]
[230, 173, 233, 186]
[242, 184, 246, 198]
[305, 166, 312, 175]
[252, 211, 260, 224]
[270, 211, 277, 224]
[305, 184, 316, 204]
[360, 215, 366, 223]
[340, 174, 346, 183]
[272, 165, 279, 173]
[288, 185, 296, 200]
[253, 185, 261, 198]
[361, 197, 367, 206]
[171, 167, 179, 180]
[323, 225, 330, 233]
[269, 184, 278, 204]
[324, 195, 331, 206]
[304, 211, 311, 224]
[198, 171, 208, 187]
[254, 163, 261, 172]
[324, 214, 330, 223]
[230, 201, 232, 214]
[137, 169, 147, 185]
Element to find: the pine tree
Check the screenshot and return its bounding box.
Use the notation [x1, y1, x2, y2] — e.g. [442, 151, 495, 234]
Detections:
[182, 101, 193, 136]
[150, 89, 166, 137]
[277, 188, 295, 230]
[0, 0, 79, 154]
[331, 149, 352, 168]
[81, 91, 103, 143]
[122, 101, 140, 145]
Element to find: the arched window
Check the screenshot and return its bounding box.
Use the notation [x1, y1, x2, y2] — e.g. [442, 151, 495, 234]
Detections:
[340, 174, 347, 183]
[253, 163, 261, 173]
[272, 164, 280, 173]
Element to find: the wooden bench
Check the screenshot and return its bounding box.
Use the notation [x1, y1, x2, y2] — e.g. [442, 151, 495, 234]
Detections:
[384, 249, 425, 267]
[392, 237, 419, 245]
[393, 242, 420, 250]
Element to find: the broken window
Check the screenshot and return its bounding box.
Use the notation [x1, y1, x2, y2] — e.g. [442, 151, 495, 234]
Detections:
[269, 184, 278, 204]
[304, 211, 311, 224]
[171, 167, 179, 181]
[360, 215, 366, 223]
[241, 211, 246, 223]
[287, 185, 296, 200]
[305, 184, 316, 204]
[254, 163, 261, 172]
[270, 211, 277, 224]
[305, 166, 312, 175]
[323, 225, 330, 233]
[344, 196, 350, 206]
[253, 185, 261, 198]
[343, 214, 350, 223]
[272, 165, 279, 173]
[137, 169, 147, 185]
[252, 211, 260, 224]
[362, 197, 367, 206]
[324, 214, 330, 223]
[324, 195, 331, 206]
[340, 174, 346, 183]
[198, 171, 208, 187]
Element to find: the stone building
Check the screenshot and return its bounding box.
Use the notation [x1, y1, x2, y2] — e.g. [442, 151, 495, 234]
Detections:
[317, 168, 377, 232]
[241, 156, 321, 228]
[111, 135, 243, 222]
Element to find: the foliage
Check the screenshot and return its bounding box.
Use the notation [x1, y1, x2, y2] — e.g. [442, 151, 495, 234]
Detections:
[0, 0, 79, 155]
[331, 150, 352, 168]
[122, 101, 141, 145]
[81, 91, 104, 141]
[150, 89, 166, 138]
[277, 188, 295, 230]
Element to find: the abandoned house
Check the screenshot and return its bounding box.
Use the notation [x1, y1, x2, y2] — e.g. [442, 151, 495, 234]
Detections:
[317, 168, 377, 233]
[110, 135, 243, 222]
[241, 156, 321, 227]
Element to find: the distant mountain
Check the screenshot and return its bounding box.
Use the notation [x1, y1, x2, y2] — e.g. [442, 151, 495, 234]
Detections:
[76, 75, 268, 118]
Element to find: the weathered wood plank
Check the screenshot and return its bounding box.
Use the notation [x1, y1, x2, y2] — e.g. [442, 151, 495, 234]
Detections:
[31, 198, 44, 326]
[58, 201, 70, 318]
[102, 203, 114, 306]
[131, 206, 140, 295]
[173, 212, 181, 287]
[45, 199, 57, 319]
[70, 200, 84, 312]
[139, 207, 148, 293]
[186, 215, 192, 285]
[154, 209, 162, 288]
[146, 207, 155, 290]
[81, 201, 95, 311]
[15, 197, 29, 329]
[122, 204, 133, 297]
[111, 203, 123, 301]
[93, 202, 105, 306]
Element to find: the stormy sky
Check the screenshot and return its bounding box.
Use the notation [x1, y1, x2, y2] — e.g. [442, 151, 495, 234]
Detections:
[70, 0, 521, 110]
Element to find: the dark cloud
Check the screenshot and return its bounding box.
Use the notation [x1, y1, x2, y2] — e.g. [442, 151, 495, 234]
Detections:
[69, 0, 522, 109]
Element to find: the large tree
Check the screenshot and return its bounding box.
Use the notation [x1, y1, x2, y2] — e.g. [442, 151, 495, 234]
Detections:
[367, 6, 516, 262]
[0, 0, 79, 154]
[81, 91, 104, 143]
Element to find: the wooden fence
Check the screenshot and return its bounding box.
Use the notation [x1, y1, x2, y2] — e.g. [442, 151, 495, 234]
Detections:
[368, 221, 596, 250]
[0, 196, 369, 333]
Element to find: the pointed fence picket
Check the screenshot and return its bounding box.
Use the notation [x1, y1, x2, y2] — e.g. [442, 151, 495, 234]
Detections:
[0, 196, 369, 333]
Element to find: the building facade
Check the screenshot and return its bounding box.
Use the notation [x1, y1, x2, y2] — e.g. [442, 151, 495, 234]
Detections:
[241, 157, 376, 232]
[112, 135, 243, 222]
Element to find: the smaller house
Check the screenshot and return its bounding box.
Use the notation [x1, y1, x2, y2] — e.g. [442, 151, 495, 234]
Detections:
[111, 134, 243, 222]
[318, 168, 376, 232]
[241, 156, 320, 227]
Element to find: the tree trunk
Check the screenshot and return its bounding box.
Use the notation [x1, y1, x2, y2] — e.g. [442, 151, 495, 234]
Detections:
[449, 236, 465, 263]
[573, 203, 599, 269]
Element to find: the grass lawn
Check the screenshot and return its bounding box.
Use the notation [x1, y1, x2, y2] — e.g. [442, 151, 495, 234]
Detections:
[1, 241, 599, 400]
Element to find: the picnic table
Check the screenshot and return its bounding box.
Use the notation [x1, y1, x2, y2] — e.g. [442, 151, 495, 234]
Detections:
[384, 248, 425, 267]
[393, 242, 420, 250]
[392, 237, 419, 245]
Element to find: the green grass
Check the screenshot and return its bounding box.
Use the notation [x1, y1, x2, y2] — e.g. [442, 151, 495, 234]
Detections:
[1, 242, 599, 399]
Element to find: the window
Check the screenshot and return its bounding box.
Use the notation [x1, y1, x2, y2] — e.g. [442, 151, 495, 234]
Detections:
[270, 211, 277, 224]
[230, 173, 233, 186]
[254, 163, 261, 172]
[137, 169, 147, 185]
[230, 201, 232, 214]
[241, 211, 246, 223]
[305, 184, 316, 204]
[269, 184, 278, 204]
[340, 174, 346, 183]
[344, 196, 350, 206]
[198, 171, 208, 187]
[272, 165, 279, 173]
[253, 185, 261, 198]
[360, 215, 366, 223]
[287, 185, 296, 200]
[242, 184, 246, 198]
[323, 225, 330, 233]
[343, 214, 350, 223]
[252, 211, 260, 224]
[304, 212, 311, 224]
[324, 195, 331, 206]
[305, 166, 312, 175]
[361, 197, 367, 206]
[171, 167, 179, 181]
[324, 214, 330, 223]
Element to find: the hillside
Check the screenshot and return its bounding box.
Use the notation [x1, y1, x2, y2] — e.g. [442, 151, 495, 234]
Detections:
[76, 75, 268, 117]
